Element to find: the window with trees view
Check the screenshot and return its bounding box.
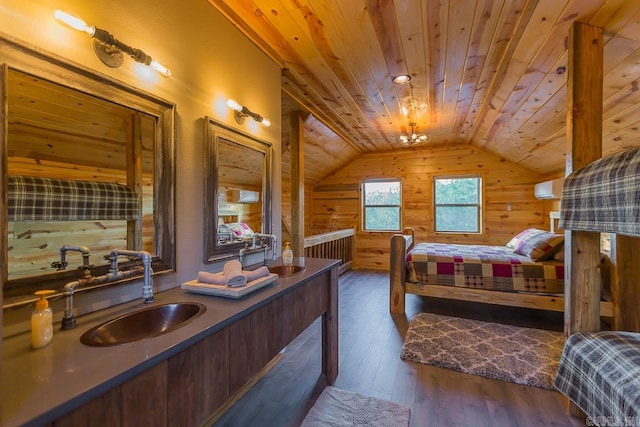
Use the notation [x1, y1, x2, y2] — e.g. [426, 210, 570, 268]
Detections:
[434, 176, 481, 233]
[362, 179, 401, 231]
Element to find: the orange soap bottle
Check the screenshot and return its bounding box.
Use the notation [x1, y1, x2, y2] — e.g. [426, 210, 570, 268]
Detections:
[31, 290, 55, 349]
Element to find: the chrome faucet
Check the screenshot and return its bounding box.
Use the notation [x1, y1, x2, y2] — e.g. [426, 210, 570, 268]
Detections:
[60, 249, 153, 330]
[108, 249, 154, 304]
[252, 233, 278, 261]
[239, 244, 249, 267]
[52, 245, 92, 277]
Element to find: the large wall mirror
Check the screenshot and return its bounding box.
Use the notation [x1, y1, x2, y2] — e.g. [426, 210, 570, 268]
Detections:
[204, 117, 272, 262]
[1, 36, 176, 301]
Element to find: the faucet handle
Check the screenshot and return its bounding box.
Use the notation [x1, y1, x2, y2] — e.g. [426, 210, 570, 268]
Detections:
[51, 261, 68, 270]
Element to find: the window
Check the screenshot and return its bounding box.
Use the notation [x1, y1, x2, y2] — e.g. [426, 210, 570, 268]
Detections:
[434, 176, 481, 233]
[362, 179, 401, 231]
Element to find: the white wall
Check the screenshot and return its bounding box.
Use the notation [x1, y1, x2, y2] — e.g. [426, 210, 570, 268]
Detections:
[1, 0, 282, 332]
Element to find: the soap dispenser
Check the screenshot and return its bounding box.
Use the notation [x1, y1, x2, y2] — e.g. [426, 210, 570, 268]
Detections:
[31, 290, 55, 349]
[282, 242, 294, 266]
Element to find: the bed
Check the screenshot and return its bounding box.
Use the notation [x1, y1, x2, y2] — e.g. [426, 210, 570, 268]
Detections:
[390, 227, 614, 317]
[551, 146, 640, 423]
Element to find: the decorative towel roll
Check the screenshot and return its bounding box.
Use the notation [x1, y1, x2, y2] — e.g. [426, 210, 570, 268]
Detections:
[197, 271, 227, 286]
[223, 260, 247, 288]
[244, 266, 270, 282]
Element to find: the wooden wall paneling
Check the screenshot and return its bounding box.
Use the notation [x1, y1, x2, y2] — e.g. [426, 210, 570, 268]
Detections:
[228, 315, 252, 395]
[167, 341, 205, 426]
[250, 303, 273, 376]
[294, 283, 311, 337]
[269, 296, 285, 356]
[564, 21, 604, 337]
[312, 144, 545, 269]
[216, 1, 640, 177]
[281, 290, 297, 345]
[52, 388, 122, 427]
[201, 328, 230, 419]
[119, 360, 168, 427]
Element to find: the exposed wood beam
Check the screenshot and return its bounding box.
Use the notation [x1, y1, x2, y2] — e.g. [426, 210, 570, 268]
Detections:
[281, 82, 363, 153]
[290, 111, 305, 256]
[564, 22, 604, 339]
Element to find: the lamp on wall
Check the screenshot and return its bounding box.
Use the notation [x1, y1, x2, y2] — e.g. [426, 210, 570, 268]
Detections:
[226, 99, 271, 127]
[54, 10, 171, 77]
[400, 123, 431, 145]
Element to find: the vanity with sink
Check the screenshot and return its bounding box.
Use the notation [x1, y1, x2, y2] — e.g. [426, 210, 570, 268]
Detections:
[1, 257, 339, 427]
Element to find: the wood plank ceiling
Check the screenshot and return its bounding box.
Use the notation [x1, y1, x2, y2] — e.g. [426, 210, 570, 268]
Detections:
[209, 0, 640, 184]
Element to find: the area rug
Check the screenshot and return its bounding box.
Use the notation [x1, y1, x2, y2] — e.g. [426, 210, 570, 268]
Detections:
[300, 386, 411, 426]
[400, 313, 565, 389]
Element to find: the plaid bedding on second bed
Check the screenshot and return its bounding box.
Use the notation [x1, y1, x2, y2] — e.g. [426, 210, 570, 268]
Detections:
[554, 331, 640, 425]
[406, 242, 563, 293]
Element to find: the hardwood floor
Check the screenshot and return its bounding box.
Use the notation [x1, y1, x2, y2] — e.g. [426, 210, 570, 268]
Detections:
[213, 269, 584, 427]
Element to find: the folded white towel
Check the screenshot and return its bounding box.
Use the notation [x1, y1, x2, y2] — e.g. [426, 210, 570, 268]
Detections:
[244, 266, 270, 282]
[223, 260, 247, 288]
[197, 271, 227, 286]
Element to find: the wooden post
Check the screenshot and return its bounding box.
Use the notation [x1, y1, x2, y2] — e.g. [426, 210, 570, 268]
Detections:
[290, 111, 305, 256]
[564, 22, 604, 337]
[613, 235, 640, 331]
[126, 112, 143, 250]
[322, 266, 339, 384]
[565, 21, 603, 419]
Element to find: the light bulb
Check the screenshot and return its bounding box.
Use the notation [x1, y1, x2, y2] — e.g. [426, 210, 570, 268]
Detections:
[54, 10, 94, 35]
[261, 117, 271, 127]
[150, 60, 171, 77]
[392, 74, 411, 85]
[227, 99, 243, 112]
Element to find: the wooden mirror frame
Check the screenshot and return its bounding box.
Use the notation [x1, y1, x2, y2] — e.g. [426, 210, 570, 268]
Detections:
[203, 116, 272, 263]
[0, 34, 176, 300]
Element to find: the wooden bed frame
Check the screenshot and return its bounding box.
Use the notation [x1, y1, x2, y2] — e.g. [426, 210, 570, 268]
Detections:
[389, 227, 614, 318]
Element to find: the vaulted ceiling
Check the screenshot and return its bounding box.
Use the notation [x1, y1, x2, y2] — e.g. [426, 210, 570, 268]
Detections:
[209, 0, 640, 184]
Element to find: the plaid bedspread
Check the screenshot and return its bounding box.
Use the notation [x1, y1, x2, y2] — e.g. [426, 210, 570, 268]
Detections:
[560, 147, 640, 238]
[8, 175, 139, 221]
[407, 243, 563, 293]
[554, 331, 640, 425]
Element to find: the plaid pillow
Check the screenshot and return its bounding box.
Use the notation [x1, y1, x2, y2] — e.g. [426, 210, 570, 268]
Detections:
[506, 228, 564, 261]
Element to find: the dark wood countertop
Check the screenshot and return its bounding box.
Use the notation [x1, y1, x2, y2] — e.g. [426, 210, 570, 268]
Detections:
[1, 257, 340, 427]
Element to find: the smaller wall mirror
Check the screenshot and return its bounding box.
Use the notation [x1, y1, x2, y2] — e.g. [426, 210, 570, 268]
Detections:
[204, 117, 272, 262]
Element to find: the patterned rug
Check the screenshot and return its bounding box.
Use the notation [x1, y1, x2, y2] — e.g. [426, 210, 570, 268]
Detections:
[400, 313, 565, 389]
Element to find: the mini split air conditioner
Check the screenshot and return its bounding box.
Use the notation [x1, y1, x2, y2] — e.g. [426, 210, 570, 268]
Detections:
[534, 178, 564, 199]
[231, 189, 260, 203]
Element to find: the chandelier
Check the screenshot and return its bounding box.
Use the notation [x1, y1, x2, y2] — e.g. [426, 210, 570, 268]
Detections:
[400, 123, 431, 145]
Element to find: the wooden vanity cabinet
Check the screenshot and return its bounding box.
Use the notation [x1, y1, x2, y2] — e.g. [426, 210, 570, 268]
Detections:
[49, 268, 337, 427]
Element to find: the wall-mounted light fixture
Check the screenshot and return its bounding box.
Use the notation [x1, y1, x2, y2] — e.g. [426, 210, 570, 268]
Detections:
[226, 99, 271, 127]
[54, 10, 171, 77]
[400, 122, 431, 145]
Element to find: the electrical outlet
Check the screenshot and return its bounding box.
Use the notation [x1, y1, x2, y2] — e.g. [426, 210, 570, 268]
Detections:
[506, 201, 512, 211]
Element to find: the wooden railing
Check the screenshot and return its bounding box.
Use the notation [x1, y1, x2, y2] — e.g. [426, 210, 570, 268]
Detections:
[304, 228, 355, 275]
